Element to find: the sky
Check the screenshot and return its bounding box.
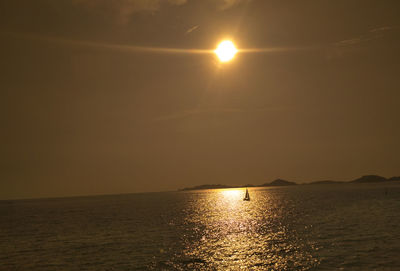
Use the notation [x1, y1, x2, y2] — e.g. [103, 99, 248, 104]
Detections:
[1, 0, 400, 199]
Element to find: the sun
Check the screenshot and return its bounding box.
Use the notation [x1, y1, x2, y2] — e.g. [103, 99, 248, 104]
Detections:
[215, 40, 238, 62]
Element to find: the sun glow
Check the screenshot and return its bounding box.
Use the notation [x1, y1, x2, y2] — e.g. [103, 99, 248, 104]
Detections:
[215, 40, 238, 62]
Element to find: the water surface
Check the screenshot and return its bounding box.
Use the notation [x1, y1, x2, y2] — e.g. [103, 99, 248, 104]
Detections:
[1, 183, 399, 270]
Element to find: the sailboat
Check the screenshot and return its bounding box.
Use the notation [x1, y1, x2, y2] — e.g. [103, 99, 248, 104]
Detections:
[243, 188, 250, 201]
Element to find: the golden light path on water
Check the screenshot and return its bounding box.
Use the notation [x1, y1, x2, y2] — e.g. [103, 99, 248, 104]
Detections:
[172, 188, 319, 270]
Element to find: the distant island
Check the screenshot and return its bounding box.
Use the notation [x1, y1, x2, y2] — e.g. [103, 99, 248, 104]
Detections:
[179, 175, 400, 191]
[179, 184, 255, 191]
[262, 179, 297, 186]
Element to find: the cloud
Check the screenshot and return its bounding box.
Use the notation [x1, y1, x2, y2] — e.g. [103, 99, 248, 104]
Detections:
[327, 25, 399, 60]
[73, 0, 187, 24]
[185, 25, 199, 34]
[370, 26, 396, 33]
[218, 0, 252, 10]
[335, 37, 364, 46]
[335, 25, 398, 47]
[168, 0, 187, 5]
[72, 0, 251, 24]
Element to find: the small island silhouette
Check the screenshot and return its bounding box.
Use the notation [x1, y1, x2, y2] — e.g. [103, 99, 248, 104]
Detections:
[179, 175, 400, 191]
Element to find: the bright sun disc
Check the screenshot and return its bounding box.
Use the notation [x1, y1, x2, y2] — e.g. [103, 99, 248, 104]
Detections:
[215, 40, 238, 62]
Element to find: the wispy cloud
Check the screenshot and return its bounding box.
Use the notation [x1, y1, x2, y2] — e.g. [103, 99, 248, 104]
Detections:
[218, 0, 252, 11]
[72, 0, 251, 24]
[185, 25, 199, 35]
[73, 0, 187, 24]
[168, 0, 187, 5]
[335, 37, 370, 47]
[335, 25, 398, 47]
[369, 26, 396, 33]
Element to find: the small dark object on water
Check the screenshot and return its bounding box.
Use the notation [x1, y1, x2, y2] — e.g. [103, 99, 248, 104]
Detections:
[243, 188, 250, 201]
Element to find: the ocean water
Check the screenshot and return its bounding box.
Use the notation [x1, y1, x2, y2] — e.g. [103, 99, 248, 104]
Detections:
[1, 183, 400, 270]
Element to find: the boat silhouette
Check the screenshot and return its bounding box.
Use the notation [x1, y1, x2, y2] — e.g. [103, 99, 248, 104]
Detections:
[243, 188, 250, 201]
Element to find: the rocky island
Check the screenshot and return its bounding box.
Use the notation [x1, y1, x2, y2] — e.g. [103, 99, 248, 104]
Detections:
[180, 175, 400, 191]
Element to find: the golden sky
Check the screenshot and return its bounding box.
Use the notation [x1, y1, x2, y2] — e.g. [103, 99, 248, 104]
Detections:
[1, 0, 400, 199]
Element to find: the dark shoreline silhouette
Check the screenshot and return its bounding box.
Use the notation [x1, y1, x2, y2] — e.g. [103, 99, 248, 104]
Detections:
[179, 175, 400, 191]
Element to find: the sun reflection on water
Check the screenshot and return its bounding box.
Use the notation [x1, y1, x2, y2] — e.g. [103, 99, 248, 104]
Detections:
[174, 188, 318, 270]
[220, 188, 242, 200]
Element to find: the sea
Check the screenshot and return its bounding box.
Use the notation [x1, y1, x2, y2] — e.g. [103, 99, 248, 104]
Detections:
[1, 183, 400, 270]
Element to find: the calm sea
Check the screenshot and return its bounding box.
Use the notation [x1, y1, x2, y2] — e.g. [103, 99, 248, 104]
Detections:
[1, 183, 400, 270]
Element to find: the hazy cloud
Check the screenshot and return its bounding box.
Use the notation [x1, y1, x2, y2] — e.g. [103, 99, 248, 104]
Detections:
[185, 25, 199, 34]
[218, 0, 252, 10]
[370, 26, 396, 33]
[168, 0, 187, 5]
[335, 37, 365, 46]
[335, 25, 398, 47]
[73, 0, 187, 24]
[72, 0, 251, 24]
